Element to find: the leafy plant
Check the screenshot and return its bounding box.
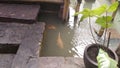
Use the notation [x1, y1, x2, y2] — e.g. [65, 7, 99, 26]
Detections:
[74, 1, 119, 68]
[97, 49, 118, 68]
[95, 2, 119, 45]
[75, 1, 119, 44]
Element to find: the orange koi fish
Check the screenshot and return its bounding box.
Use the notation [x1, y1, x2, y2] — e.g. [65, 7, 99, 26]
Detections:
[47, 24, 56, 30]
[57, 32, 64, 49]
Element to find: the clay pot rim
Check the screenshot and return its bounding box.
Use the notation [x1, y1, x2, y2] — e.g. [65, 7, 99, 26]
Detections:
[84, 43, 118, 66]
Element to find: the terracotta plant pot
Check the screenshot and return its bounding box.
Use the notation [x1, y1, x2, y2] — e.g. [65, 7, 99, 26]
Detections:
[84, 44, 118, 68]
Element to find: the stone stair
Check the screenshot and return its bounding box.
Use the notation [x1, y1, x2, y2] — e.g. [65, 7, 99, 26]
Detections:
[0, 3, 40, 23]
[0, 2, 45, 68]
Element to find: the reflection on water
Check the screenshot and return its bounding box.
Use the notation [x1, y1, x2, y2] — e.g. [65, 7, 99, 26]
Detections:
[40, 0, 120, 58]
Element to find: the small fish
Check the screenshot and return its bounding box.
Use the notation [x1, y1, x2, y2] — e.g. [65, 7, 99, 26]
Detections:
[57, 32, 64, 49]
[47, 24, 56, 30]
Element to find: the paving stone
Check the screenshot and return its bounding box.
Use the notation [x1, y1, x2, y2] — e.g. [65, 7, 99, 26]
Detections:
[11, 22, 45, 68]
[0, 3, 40, 23]
[0, 22, 45, 68]
[0, 22, 30, 44]
[26, 57, 85, 68]
[1, 57, 83, 68]
[0, 54, 15, 68]
[0, 22, 31, 54]
[0, 0, 63, 4]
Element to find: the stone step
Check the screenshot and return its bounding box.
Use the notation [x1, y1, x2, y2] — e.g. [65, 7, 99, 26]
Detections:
[23, 57, 85, 68]
[11, 22, 45, 68]
[0, 0, 64, 4]
[39, 57, 84, 68]
[0, 3, 40, 23]
[0, 22, 31, 54]
[0, 22, 45, 68]
[0, 56, 85, 68]
[0, 22, 30, 44]
[0, 54, 15, 68]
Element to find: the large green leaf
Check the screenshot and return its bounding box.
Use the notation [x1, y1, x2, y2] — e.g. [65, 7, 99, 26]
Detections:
[91, 4, 107, 16]
[97, 49, 118, 68]
[74, 8, 91, 22]
[74, 8, 91, 16]
[79, 15, 89, 22]
[107, 1, 119, 12]
[74, 12, 81, 16]
[80, 8, 91, 15]
[96, 16, 113, 28]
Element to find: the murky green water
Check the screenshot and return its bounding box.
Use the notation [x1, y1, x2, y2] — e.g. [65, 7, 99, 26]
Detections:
[40, 0, 120, 58]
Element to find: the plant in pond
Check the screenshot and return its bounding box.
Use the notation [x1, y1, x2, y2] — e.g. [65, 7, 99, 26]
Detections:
[74, 1, 119, 68]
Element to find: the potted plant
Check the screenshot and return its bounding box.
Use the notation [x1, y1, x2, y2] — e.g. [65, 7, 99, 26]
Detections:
[75, 1, 119, 68]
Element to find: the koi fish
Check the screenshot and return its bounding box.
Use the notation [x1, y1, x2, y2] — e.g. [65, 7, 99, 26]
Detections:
[47, 24, 56, 30]
[57, 32, 64, 49]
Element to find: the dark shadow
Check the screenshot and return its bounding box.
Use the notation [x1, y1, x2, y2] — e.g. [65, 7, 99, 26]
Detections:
[0, 44, 19, 54]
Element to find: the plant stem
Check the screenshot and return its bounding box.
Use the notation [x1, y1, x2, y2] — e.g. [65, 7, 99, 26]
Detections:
[107, 32, 111, 48]
[88, 16, 97, 44]
[103, 12, 108, 46]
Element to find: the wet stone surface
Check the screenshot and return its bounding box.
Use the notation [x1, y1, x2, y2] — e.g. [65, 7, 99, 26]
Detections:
[0, 54, 15, 68]
[0, 22, 30, 44]
[0, 3, 40, 23]
[11, 22, 45, 68]
[28, 57, 85, 68]
[0, 22, 45, 68]
[0, 0, 63, 3]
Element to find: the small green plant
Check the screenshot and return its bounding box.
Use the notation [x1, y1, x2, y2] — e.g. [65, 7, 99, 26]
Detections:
[75, 1, 119, 44]
[95, 1, 119, 45]
[74, 1, 119, 68]
[95, 3, 119, 68]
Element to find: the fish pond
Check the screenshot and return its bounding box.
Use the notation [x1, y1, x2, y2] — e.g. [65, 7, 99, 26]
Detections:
[40, 0, 120, 58]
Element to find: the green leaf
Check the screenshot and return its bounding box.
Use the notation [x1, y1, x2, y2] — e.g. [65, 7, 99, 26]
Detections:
[96, 16, 113, 28]
[79, 15, 89, 22]
[74, 8, 91, 16]
[74, 12, 81, 16]
[107, 1, 119, 12]
[91, 4, 107, 16]
[97, 49, 118, 68]
[74, 8, 91, 22]
[80, 8, 91, 15]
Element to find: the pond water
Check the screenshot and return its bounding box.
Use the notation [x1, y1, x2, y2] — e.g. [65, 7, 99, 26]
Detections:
[40, 0, 120, 58]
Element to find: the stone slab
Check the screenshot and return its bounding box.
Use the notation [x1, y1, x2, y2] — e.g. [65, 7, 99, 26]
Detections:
[39, 57, 85, 68]
[0, 3, 40, 23]
[11, 22, 45, 68]
[0, 0, 63, 4]
[0, 54, 15, 68]
[0, 22, 30, 44]
[27, 57, 85, 68]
